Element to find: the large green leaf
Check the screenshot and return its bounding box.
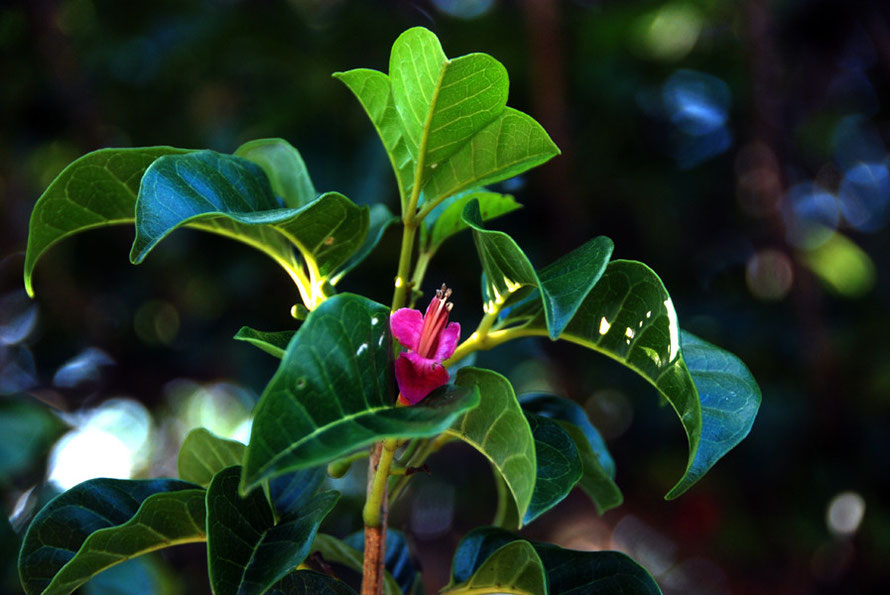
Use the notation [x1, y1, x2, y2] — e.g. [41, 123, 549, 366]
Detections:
[463, 199, 614, 339]
[177, 427, 246, 487]
[452, 527, 662, 595]
[233, 326, 296, 359]
[235, 138, 317, 209]
[674, 330, 761, 496]
[206, 466, 339, 595]
[442, 540, 546, 595]
[522, 412, 582, 524]
[23, 146, 191, 297]
[268, 571, 357, 595]
[131, 150, 369, 280]
[336, 27, 558, 211]
[448, 367, 536, 527]
[18, 478, 204, 595]
[241, 293, 481, 492]
[0, 397, 66, 480]
[422, 189, 521, 253]
[311, 534, 401, 595]
[505, 260, 760, 498]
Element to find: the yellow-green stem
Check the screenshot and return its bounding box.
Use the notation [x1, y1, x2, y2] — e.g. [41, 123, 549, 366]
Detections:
[390, 222, 417, 311]
[363, 438, 399, 527]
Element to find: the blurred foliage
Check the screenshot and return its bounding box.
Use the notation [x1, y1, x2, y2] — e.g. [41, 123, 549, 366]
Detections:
[2, 0, 889, 593]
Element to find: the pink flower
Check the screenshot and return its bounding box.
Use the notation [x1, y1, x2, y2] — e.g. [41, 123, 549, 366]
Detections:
[390, 284, 461, 405]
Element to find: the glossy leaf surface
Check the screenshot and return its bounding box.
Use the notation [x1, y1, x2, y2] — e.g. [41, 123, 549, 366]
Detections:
[177, 427, 246, 487]
[523, 412, 582, 524]
[448, 367, 536, 526]
[443, 540, 546, 595]
[233, 327, 295, 359]
[508, 260, 759, 498]
[23, 146, 190, 296]
[452, 527, 662, 594]
[206, 466, 338, 595]
[19, 479, 204, 595]
[235, 138, 316, 209]
[242, 294, 480, 492]
[268, 466, 327, 519]
[131, 150, 368, 282]
[674, 330, 761, 496]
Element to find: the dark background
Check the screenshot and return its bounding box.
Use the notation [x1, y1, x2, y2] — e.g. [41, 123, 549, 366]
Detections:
[2, 0, 889, 593]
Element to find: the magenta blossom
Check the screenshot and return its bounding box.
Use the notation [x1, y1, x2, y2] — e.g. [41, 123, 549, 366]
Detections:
[390, 284, 461, 405]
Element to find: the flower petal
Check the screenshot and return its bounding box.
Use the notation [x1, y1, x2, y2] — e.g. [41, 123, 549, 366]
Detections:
[394, 352, 449, 404]
[390, 308, 423, 351]
[433, 322, 461, 362]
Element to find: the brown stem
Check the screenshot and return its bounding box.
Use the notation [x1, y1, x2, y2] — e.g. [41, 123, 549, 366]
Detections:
[361, 443, 387, 595]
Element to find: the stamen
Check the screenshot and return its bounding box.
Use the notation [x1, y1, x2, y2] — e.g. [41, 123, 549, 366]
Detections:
[416, 284, 453, 358]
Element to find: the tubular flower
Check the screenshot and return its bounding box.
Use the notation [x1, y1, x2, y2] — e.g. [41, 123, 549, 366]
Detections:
[390, 284, 461, 404]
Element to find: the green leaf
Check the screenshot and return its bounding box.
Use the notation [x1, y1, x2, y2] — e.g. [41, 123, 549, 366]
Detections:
[206, 466, 339, 595]
[673, 330, 761, 497]
[523, 412, 582, 524]
[442, 540, 546, 595]
[452, 527, 662, 595]
[331, 203, 398, 284]
[510, 259, 735, 499]
[333, 68, 415, 207]
[336, 27, 558, 211]
[311, 534, 401, 595]
[463, 199, 613, 339]
[556, 421, 622, 514]
[268, 571, 357, 595]
[235, 138, 317, 208]
[18, 478, 204, 595]
[420, 108, 559, 205]
[462, 199, 539, 309]
[447, 367, 536, 527]
[130, 150, 369, 280]
[519, 394, 615, 478]
[23, 146, 191, 297]
[233, 326, 296, 359]
[389, 27, 508, 175]
[177, 427, 246, 487]
[423, 190, 521, 252]
[241, 293, 481, 492]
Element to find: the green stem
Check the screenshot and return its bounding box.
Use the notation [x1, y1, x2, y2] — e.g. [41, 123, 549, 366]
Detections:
[363, 438, 399, 527]
[390, 222, 417, 311]
[408, 249, 434, 307]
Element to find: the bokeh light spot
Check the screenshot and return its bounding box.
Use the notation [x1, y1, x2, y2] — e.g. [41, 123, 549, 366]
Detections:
[826, 491, 866, 536]
[801, 233, 875, 298]
[432, 0, 495, 19]
[745, 250, 793, 301]
[134, 300, 180, 345]
[784, 182, 840, 250]
[636, 3, 702, 62]
[838, 162, 890, 232]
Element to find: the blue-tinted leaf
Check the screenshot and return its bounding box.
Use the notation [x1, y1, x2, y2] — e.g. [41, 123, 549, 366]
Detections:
[18, 478, 204, 595]
[523, 412, 582, 524]
[235, 138, 317, 208]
